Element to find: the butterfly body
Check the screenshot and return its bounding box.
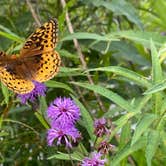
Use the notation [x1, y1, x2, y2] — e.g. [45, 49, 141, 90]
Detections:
[0, 19, 61, 94]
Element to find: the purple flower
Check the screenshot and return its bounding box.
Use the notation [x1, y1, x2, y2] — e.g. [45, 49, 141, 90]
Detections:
[94, 118, 109, 137]
[47, 122, 81, 148]
[47, 97, 80, 125]
[17, 81, 46, 104]
[81, 152, 106, 166]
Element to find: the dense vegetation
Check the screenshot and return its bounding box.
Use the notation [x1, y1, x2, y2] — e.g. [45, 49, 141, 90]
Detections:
[1, 0, 166, 165]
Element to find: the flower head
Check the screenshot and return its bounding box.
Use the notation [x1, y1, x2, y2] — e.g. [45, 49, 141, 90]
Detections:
[47, 122, 81, 148]
[17, 81, 46, 104]
[94, 118, 109, 137]
[81, 152, 106, 166]
[47, 97, 80, 125]
[98, 141, 114, 154]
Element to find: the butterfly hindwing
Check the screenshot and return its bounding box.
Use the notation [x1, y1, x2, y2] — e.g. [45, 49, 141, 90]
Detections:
[24, 51, 61, 82]
[0, 52, 34, 94]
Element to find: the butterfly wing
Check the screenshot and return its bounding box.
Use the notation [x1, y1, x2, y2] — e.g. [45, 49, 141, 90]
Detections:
[34, 51, 61, 82]
[0, 51, 34, 94]
[20, 18, 58, 57]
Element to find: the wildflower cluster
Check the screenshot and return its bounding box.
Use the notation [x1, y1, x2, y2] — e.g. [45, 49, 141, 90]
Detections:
[80, 117, 114, 165]
[46, 97, 81, 148]
[17, 83, 109, 165]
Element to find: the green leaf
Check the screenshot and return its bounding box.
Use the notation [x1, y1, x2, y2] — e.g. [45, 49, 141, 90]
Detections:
[0, 24, 23, 42]
[45, 80, 74, 94]
[0, 31, 23, 42]
[39, 96, 48, 114]
[58, 49, 79, 59]
[134, 95, 152, 113]
[119, 122, 131, 149]
[111, 111, 138, 140]
[150, 40, 163, 113]
[146, 130, 160, 166]
[144, 79, 166, 95]
[1, 83, 9, 104]
[34, 112, 49, 129]
[0, 131, 9, 137]
[151, 40, 163, 83]
[111, 31, 166, 48]
[48, 151, 82, 161]
[72, 82, 134, 112]
[131, 113, 158, 146]
[153, 0, 166, 29]
[92, 0, 143, 29]
[71, 95, 95, 141]
[62, 32, 118, 42]
[59, 67, 85, 77]
[111, 137, 146, 166]
[91, 41, 150, 66]
[87, 66, 151, 88]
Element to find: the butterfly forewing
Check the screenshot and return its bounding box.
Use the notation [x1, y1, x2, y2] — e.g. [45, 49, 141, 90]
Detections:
[20, 19, 58, 57]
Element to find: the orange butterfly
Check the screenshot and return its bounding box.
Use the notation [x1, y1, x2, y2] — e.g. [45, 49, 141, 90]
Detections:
[0, 19, 61, 94]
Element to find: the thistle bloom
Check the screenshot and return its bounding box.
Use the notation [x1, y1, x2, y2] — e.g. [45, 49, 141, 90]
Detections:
[81, 152, 106, 166]
[94, 118, 109, 137]
[47, 97, 80, 125]
[47, 122, 81, 148]
[98, 141, 114, 154]
[17, 81, 46, 104]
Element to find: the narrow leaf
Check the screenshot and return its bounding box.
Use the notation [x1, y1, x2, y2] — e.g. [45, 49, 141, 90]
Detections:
[1, 83, 9, 104]
[87, 66, 151, 88]
[34, 112, 49, 129]
[146, 130, 160, 166]
[111, 137, 146, 166]
[144, 79, 166, 94]
[46, 80, 74, 94]
[151, 40, 163, 83]
[131, 114, 157, 145]
[48, 151, 82, 161]
[62, 32, 118, 42]
[72, 82, 134, 112]
[111, 31, 166, 48]
[71, 95, 95, 141]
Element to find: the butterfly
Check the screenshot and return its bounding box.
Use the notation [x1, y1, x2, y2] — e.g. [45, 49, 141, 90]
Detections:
[0, 18, 61, 94]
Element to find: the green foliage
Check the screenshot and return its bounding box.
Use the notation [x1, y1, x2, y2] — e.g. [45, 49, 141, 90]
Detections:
[1, 0, 166, 165]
